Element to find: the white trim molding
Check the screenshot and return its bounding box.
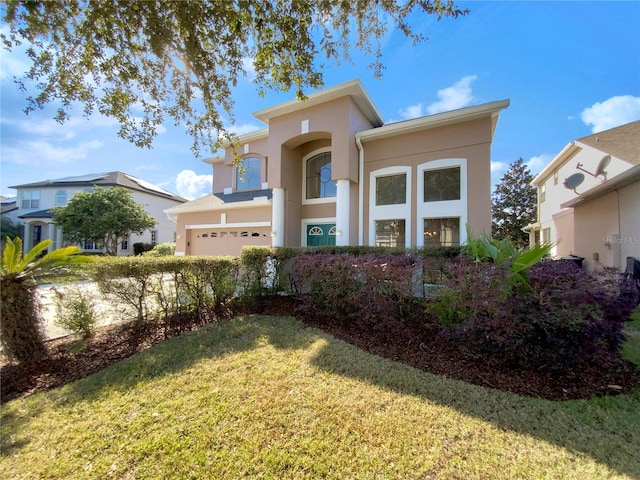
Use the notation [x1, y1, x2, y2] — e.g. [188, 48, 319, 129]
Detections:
[302, 147, 337, 206]
[369, 166, 412, 248]
[416, 158, 468, 247]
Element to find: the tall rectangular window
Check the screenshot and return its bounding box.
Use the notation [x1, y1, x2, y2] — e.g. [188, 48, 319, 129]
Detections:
[151, 230, 158, 244]
[540, 184, 546, 203]
[374, 219, 405, 247]
[55, 190, 68, 206]
[376, 174, 406, 205]
[424, 167, 460, 202]
[543, 228, 551, 244]
[21, 190, 40, 209]
[423, 218, 460, 247]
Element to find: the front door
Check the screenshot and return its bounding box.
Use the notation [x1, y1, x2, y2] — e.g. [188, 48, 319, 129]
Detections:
[306, 224, 336, 247]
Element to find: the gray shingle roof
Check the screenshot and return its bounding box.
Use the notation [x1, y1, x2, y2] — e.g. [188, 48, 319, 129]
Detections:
[9, 172, 187, 202]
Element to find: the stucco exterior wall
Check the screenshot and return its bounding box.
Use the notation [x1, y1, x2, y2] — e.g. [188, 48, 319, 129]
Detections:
[361, 118, 493, 246]
[573, 181, 640, 271]
[536, 147, 632, 256]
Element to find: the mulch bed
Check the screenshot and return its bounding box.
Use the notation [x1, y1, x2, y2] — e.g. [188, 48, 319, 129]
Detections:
[2, 295, 638, 403]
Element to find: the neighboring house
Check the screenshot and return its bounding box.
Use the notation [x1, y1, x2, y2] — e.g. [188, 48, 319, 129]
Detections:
[166, 79, 509, 256]
[9, 172, 187, 255]
[526, 120, 640, 270]
[1, 195, 20, 225]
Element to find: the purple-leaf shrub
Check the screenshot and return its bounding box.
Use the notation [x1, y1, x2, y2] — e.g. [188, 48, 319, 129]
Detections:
[442, 259, 634, 373]
[290, 253, 423, 340]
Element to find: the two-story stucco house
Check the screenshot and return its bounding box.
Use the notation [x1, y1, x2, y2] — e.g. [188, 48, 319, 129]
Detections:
[10, 171, 186, 255]
[165, 79, 510, 256]
[526, 120, 640, 270]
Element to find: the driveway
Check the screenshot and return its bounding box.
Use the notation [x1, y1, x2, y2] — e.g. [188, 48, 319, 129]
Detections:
[37, 281, 126, 340]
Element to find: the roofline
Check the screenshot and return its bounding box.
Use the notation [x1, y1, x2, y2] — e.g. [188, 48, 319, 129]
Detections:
[9, 172, 186, 202]
[218, 128, 270, 150]
[561, 163, 640, 208]
[355, 99, 510, 142]
[531, 142, 581, 186]
[253, 79, 384, 127]
[164, 197, 272, 214]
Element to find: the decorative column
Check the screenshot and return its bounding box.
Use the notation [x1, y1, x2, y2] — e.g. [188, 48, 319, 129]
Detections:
[336, 179, 350, 246]
[48, 223, 57, 250]
[271, 187, 285, 247]
[56, 227, 63, 249]
[23, 221, 32, 253]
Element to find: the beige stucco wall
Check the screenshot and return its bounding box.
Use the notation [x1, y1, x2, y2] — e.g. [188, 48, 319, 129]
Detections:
[361, 117, 493, 246]
[573, 181, 640, 271]
[267, 97, 371, 187]
[551, 208, 575, 257]
[535, 147, 633, 256]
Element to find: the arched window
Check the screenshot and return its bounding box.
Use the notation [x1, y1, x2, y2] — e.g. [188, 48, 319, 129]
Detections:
[305, 151, 336, 200]
[236, 157, 261, 191]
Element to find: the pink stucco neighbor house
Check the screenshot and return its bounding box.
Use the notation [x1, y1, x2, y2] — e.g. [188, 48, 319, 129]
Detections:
[526, 120, 640, 271]
[165, 79, 509, 256]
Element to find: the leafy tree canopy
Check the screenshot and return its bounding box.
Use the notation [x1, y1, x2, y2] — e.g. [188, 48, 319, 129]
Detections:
[491, 158, 537, 249]
[52, 187, 157, 256]
[1, 0, 467, 156]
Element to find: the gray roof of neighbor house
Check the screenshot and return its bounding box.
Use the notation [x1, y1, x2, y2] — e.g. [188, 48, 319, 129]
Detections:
[576, 120, 640, 165]
[165, 189, 273, 214]
[18, 209, 54, 219]
[9, 171, 187, 203]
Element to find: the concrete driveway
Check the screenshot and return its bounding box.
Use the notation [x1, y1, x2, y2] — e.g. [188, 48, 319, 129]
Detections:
[37, 281, 127, 340]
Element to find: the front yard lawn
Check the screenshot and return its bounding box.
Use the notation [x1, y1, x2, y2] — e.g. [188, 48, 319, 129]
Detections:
[2, 314, 640, 479]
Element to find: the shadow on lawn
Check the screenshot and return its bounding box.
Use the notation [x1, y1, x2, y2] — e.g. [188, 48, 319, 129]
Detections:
[3, 315, 639, 477]
[306, 324, 640, 478]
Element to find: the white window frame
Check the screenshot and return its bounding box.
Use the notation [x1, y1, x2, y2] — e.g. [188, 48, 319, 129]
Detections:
[21, 190, 40, 209]
[417, 159, 467, 248]
[302, 147, 336, 205]
[369, 166, 411, 248]
[55, 190, 68, 206]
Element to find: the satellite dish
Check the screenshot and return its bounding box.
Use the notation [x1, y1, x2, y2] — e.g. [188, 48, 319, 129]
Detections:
[594, 155, 611, 179]
[563, 173, 585, 193]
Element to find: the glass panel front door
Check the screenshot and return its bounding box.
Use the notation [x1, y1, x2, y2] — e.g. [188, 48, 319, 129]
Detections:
[306, 223, 336, 247]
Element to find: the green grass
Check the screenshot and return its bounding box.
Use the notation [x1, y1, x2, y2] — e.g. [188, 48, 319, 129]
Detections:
[622, 305, 640, 367]
[2, 314, 640, 479]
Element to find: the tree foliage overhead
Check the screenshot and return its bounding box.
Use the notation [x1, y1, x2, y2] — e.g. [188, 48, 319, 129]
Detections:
[491, 158, 537, 249]
[52, 187, 157, 256]
[1, 0, 468, 156]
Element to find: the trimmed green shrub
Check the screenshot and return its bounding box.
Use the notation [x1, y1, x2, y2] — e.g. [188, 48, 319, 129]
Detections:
[143, 242, 176, 257]
[53, 285, 98, 339]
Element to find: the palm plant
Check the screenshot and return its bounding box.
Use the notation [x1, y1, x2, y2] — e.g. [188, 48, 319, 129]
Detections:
[463, 227, 555, 291]
[1, 237, 93, 362]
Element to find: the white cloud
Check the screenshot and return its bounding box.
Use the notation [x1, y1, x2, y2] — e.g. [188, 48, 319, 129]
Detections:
[2, 139, 103, 166]
[242, 56, 256, 81]
[526, 154, 553, 175]
[491, 161, 508, 173]
[398, 103, 425, 120]
[175, 169, 212, 200]
[227, 122, 263, 136]
[427, 75, 477, 115]
[581, 95, 640, 133]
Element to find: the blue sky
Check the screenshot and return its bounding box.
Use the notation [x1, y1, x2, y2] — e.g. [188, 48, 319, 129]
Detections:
[1, 1, 639, 200]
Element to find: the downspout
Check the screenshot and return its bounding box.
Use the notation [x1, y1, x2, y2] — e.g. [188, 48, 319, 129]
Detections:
[355, 134, 365, 246]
